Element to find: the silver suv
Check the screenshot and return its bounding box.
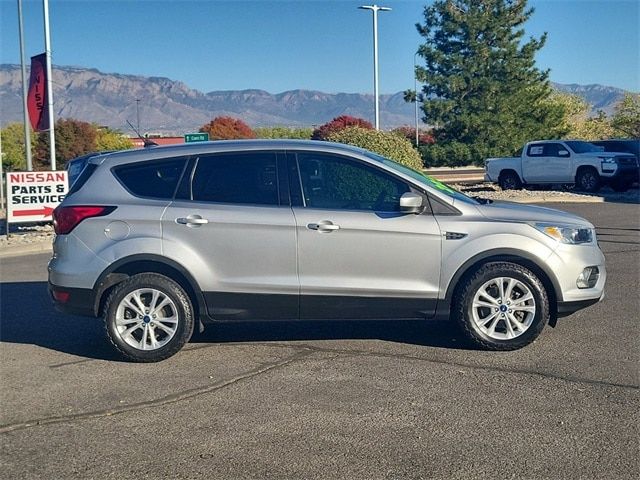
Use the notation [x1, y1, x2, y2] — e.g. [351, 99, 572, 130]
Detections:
[49, 140, 606, 362]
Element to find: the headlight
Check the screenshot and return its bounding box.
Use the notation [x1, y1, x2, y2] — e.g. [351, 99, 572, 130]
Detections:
[533, 223, 594, 244]
[599, 157, 617, 164]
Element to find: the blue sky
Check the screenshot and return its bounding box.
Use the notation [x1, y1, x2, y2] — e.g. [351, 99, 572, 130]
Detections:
[1, 0, 638, 94]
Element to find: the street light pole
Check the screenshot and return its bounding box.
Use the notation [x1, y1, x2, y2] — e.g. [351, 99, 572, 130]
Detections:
[43, 0, 56, 170]
[359, 4, 391, 131]
[414, 51, 419, 147]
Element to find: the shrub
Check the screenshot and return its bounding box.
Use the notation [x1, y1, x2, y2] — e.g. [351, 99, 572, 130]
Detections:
[199, 116, 255, 140]
[327, 127, 424, 171]
[312, 115, 373, 140]
[391, 126, 435, 147]
[420, 142, 474, 168]
[254, 126, 313, 139]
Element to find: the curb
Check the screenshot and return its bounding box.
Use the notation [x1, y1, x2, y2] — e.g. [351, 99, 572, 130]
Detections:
[0, 241, 53, 258]
[495, 196, 605, 204]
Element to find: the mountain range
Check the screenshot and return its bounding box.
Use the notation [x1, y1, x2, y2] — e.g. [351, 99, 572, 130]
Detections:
[0, 64, 630, 136]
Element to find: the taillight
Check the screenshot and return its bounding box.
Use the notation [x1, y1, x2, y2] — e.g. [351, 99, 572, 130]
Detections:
[53, 206, 116, 235]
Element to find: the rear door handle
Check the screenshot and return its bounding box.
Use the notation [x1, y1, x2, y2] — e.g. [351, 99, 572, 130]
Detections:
[176, 215, 209, 227]
[307, 221, 340, 233]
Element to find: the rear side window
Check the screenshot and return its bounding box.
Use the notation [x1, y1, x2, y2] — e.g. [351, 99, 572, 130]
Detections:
[114, 158, 186, 199]
[527, 145, 544, 157]
[191, 152, 279, 205]
[66, 163, 97, 196]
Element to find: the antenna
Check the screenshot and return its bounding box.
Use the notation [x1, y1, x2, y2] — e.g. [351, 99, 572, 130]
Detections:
[126, 119, 158, 148]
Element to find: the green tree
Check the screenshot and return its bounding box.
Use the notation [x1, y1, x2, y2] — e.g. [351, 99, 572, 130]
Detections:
[35, 118, 98, 168]
[416, 0, 564, 165]
[95, 127, 133, 151]
[327, 127, 424, 170]
[611, 93, 640, 138]
[1, 123, 36, 170]
[254, 126, 313, 139]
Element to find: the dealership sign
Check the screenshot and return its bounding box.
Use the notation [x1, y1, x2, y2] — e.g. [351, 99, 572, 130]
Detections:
[6, 171, 68, 224]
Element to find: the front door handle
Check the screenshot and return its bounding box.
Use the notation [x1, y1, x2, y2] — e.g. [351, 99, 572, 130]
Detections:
[307, 221, 340, 233]
[176, 215, 209, 227]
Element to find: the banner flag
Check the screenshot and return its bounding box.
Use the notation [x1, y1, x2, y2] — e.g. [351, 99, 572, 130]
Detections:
[27, 53, 49, 132]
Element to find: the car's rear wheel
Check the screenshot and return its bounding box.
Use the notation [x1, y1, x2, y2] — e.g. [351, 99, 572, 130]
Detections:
[452, 262, 549, 350]
[498, 171, 522, 190]
[104, 273, 194, 362]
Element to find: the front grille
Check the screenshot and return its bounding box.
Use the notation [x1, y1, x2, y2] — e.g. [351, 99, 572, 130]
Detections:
[616, 156, 639, 166]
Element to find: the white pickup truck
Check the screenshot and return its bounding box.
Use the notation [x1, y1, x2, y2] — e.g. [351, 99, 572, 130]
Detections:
[485, 140, 639, 192]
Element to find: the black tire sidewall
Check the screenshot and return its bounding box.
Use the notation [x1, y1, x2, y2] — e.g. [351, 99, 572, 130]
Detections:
[454, 263, 549, 350]
[104, 274, 194, 362]
[577, 169, 600, 192]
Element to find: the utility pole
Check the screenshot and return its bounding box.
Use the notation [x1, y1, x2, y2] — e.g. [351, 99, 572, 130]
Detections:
[17, 0, 33, 171]
[136, 99, 141, 133]
[359, 4, 391, 130]
[43, 0, 56, 170]
[414, 51, 419, 147]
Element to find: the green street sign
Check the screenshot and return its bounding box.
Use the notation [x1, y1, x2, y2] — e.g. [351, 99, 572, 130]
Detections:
[184, 133, 209, 143]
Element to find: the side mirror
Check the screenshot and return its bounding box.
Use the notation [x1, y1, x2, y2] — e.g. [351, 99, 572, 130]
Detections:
[399, 192, 424, 214]
[558, 150, 570, 157]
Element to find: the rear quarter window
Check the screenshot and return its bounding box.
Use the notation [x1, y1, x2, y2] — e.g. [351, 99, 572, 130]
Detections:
[113, 157, 186, 199]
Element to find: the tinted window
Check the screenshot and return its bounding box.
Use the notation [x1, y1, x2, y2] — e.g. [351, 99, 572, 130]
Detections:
[527, 144, 545, 157]
[297, 153, 409, 211]
[67, 163, 97, 197]
[543, 143, 566, 157]
[192, 152, 279, 205]
[114, 158, 185, 199]
[565, 141, 601, 153]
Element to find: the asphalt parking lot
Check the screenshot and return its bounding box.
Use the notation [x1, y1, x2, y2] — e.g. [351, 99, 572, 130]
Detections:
[1, 202, 638, 479]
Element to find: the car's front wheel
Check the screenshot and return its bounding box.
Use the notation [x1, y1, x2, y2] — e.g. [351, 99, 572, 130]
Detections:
[452, 262, 549, 350]
[576, 168, 601, 193]
[104, 273, 194, 362]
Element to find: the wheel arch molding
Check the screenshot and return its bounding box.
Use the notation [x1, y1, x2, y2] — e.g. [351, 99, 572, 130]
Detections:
[444, 248, 563, 305]
[92, 254, 207, 324]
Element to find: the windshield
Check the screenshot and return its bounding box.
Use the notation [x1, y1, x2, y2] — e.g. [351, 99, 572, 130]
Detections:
[565, 141, 603, 154]
[363, 151, 478, 204]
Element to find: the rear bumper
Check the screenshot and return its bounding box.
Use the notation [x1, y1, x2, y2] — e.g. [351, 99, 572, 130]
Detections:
[48, 282, 97, 317]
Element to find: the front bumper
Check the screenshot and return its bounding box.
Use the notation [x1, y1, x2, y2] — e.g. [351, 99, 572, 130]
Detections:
[603, 164, 640, 183]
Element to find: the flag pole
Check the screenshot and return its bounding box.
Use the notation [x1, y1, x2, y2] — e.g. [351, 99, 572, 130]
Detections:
[43, 0, 56, 170]
[17, 0, 33, 171]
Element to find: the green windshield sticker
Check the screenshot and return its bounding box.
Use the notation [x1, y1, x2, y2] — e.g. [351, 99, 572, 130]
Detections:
[425, 175, 456, 193]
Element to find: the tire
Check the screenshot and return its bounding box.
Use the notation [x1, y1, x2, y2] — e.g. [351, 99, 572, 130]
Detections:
[104, 273, 194, 362]
[452, 262, 549, 351]
[610, 180, 631, 192]
[576, 168, 600, 193]
[498, 171, 522, 190]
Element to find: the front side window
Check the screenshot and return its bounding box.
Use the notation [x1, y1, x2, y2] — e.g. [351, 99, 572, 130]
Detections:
[297, 153, 409, 211]
[543, 143, 566, 157]
[114, 157, 185, 199]
[192, 152, 279, 205]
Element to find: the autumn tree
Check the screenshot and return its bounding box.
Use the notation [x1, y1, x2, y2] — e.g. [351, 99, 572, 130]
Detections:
[1, 123, 36, 170]
[546, 92, 613, 140]
[95, 127, 134, 151]
[312, 115, 373, 140]
[35, 118, 97, 169]
[391, 126, 435, 147]
[611, 93, 640, 138]
[416, 0, 564, 165]
[199, 116, 256, 140]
